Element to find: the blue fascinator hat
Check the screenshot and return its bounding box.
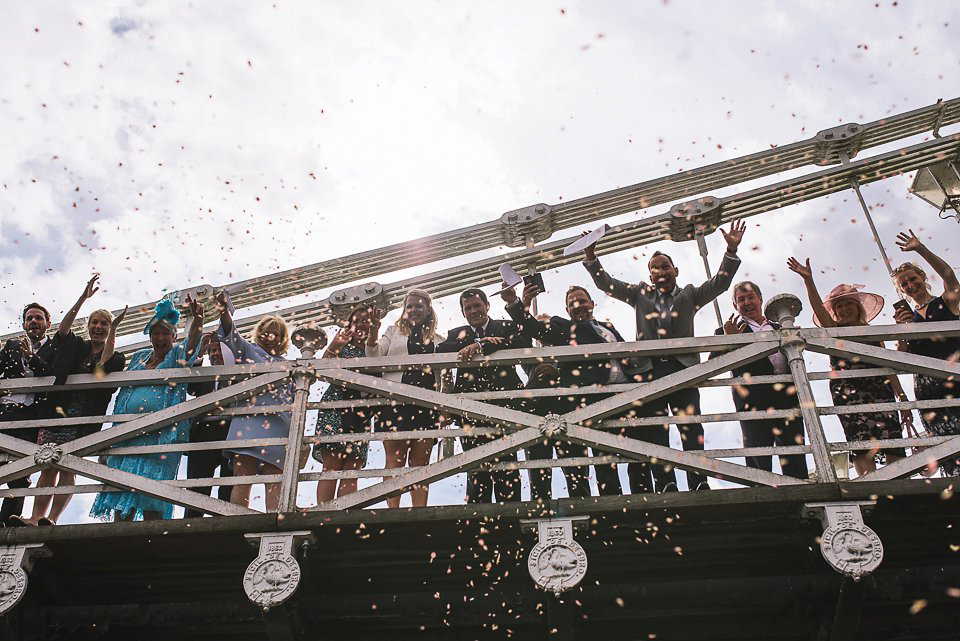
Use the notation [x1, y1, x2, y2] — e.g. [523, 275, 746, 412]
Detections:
[143, 298, 181, 334]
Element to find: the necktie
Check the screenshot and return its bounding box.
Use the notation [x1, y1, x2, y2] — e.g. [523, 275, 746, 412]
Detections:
[657, 292, 673, 336]
[475, 326, 485, 339]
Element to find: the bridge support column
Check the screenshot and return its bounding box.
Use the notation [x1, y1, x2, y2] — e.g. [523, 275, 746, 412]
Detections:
[804, 502, 883, 581]
[0, 544, 50, 616]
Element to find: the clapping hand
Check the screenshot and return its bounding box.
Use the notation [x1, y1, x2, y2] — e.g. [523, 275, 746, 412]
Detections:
[215, 290, 231, 313]
[185, 294, 205, 322]
[18, 337, 32, 359]
[895, 229, 924, 253]
[720, 220, 747, 252]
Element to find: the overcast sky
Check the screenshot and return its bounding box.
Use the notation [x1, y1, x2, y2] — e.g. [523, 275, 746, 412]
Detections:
[2, 1, 959, 518]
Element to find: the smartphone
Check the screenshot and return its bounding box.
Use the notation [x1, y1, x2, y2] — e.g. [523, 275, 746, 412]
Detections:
[893, 299, 913, 315]
[523, 272, 545, 293]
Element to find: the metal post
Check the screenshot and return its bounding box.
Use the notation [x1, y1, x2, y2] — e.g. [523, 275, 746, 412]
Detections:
[765, 294, 837, 482]
[695, 232, 724, 326]
[525, 235, 538, 317]
[838, 151, 897, 279]
[278, 369, 312, 513]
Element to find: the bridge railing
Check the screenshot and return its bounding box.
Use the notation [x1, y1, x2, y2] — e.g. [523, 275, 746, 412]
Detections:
[0, 316, 957, 518]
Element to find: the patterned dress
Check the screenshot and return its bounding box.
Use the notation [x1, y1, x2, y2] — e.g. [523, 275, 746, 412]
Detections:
[829, 340, 905, 461]
[218, 324, 291, 469]
[905, 296, 960, 475]
[90, 342, 198, 521]
[312, 344, 371, 462]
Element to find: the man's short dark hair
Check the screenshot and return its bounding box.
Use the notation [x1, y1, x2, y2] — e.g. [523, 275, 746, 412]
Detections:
[565, 285, 592, 302]
[459, 288, 488, 307]
[650, 251, 675, 267]
[22, 303, 51, 323]
[733, 281, 763, 301]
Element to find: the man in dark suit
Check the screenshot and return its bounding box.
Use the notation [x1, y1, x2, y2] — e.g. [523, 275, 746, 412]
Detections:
[581, 221, 746, 493]
[183, 332, 235, 517]
[437, 288, 531, 503]
[503, 283, 636, 496]
[0, 303, 56, 523]
[714, 281, 807, 479]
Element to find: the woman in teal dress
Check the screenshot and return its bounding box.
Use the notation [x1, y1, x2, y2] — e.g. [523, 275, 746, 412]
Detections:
[90, 297, 204, 521]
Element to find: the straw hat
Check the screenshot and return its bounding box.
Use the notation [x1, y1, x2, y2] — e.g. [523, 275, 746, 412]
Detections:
[816, 284, 884, 327]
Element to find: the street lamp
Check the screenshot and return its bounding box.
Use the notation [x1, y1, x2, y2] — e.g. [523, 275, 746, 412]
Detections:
[909, 159, 960, 222]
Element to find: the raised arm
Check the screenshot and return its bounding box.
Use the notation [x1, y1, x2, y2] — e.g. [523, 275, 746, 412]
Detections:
[896, 229, 960, 313]
[692, 222, 745, 306]
[184, 294, 205, 357]
[99, 305, 128, 365]
[60, 274, 100, 336]
[787, 257, 836, 328]
[215, 290, 234, 335]
[501, 282, 559, 345]
[581, 235, 640, 305]
[364, 308, 388, 357]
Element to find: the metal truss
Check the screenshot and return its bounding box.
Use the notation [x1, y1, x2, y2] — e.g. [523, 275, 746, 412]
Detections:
[1, 317, 957, 519]
[4, 98, 956, 348]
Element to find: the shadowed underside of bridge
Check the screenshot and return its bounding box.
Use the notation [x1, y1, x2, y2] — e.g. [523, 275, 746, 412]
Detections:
[2, 480, 958, 641]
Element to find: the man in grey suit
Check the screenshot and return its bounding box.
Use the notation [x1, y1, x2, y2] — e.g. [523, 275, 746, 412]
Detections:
[581, 221, 746, 493]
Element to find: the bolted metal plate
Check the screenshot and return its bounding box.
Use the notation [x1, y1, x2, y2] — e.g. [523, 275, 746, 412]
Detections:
[666, 196, 723, 242]
[813, 122, 864, 165]
[500, 203, 555, 247]
[328, 282, 387, 321]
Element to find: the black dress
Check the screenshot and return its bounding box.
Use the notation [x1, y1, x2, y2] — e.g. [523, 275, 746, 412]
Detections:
[37, 332, 125, 445]
[828, 340, 905, 460]
[376, 327, 438, 434]
[905, 296, 960, 476]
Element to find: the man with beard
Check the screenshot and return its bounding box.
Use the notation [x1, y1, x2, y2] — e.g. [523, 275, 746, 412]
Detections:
[580, 221, 746, 493]
[0, 303, 56, 523]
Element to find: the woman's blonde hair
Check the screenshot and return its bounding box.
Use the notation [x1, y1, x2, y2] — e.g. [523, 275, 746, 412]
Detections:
[88, 309, 114, 325]
[396, 289, 438, 340]
[892, 261, 933, 301]
[252, 315, 290, 355]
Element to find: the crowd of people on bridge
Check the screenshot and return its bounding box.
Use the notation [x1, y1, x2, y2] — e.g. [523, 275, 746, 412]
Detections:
[0, 226, 957, 522]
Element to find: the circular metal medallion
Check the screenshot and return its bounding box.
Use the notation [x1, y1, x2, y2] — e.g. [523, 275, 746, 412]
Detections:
[527, 540, 587, 593]
[33, 444, 63, 468]
[0, 567, 28, 614]
[242, 555, 301, 608]
[820, 523, 883, 579]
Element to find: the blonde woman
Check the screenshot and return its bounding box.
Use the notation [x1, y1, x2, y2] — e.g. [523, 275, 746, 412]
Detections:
[365, 289, 442, 507]
[15, 276, 126, 526]
[216, 291, 292, 511]
[787, 257, 913, 476]
[892, 230, 960, 475]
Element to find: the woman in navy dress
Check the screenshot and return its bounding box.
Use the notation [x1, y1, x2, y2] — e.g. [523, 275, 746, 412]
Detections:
[215, 290, 293, 512]
[892, 230, 960, 476]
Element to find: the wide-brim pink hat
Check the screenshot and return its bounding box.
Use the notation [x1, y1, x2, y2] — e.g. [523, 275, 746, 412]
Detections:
[815, 283, 884, 327]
